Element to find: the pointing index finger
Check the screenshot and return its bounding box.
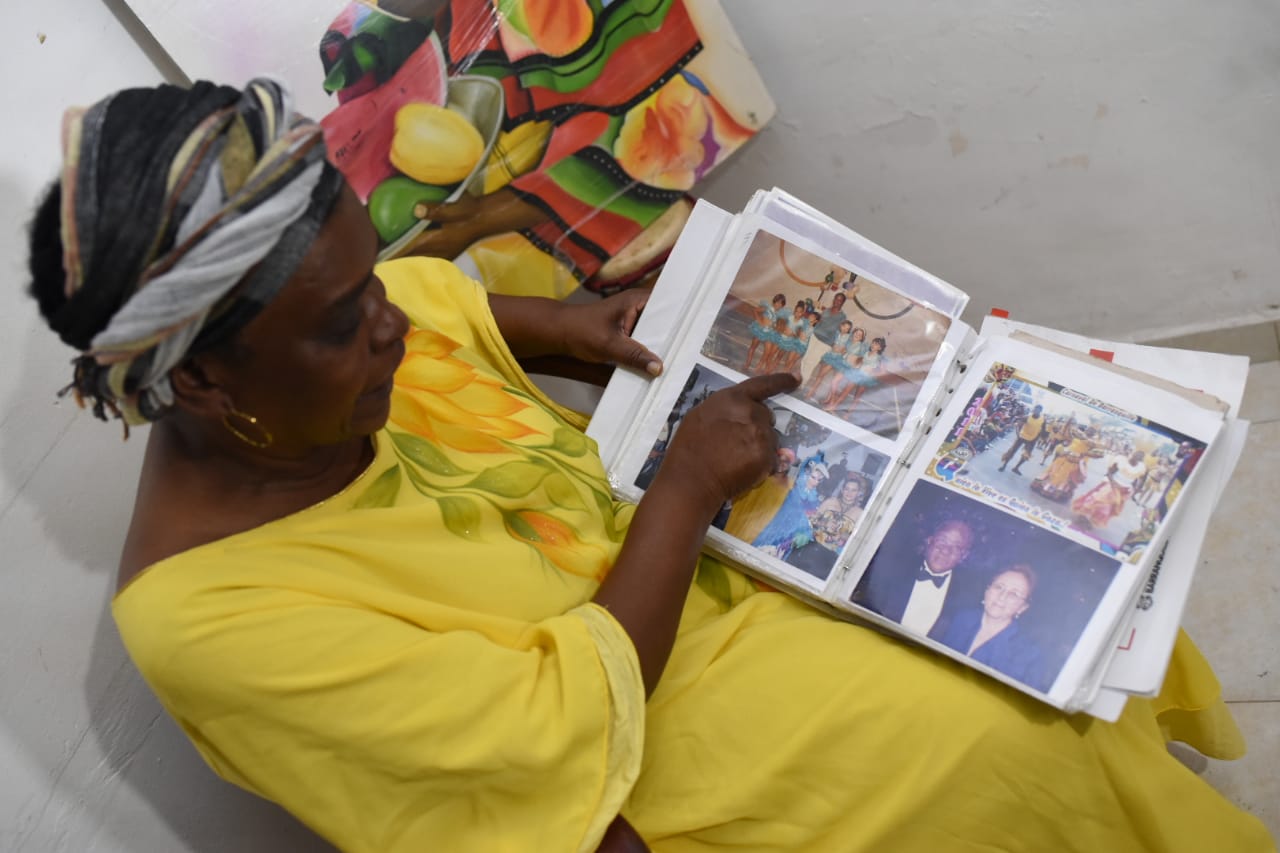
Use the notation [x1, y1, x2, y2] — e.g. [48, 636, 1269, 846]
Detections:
[737, 372, 800, 402]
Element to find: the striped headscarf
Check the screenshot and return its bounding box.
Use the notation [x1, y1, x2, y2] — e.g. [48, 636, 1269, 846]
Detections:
[51, 77, 342, 427]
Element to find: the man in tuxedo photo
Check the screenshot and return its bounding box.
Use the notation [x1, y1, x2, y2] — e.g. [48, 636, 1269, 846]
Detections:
[852, 518, 975, 636]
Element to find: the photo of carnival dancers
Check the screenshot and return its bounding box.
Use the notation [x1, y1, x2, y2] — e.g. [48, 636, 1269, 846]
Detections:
[722, 419, 889, 582]
[998, 405, 1046, 475]
[764, 302, 819, 374]
[1030, 424, 1092, 502]
[700, 230, 953, 441]
[1068, 449, 1150, 530]
[927, 362, 1206, 560]
[744, 293, 787, 373]
[822, 335, 889, 412]
[804, 322, 864, 403]
[750, 458, 829, 561]
[786, 471, 874, 578]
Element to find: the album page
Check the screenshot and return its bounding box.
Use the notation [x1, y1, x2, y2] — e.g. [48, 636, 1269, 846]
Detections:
[831, 335, 1226, 710]
[593, 201, 970, 600]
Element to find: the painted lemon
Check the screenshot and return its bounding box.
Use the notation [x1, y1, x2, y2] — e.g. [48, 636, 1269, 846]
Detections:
[390, 103, 485, 186]
[367, 176, 451, 244]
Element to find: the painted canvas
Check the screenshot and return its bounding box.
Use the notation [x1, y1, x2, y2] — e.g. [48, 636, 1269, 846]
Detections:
[123, 0, 775, 298]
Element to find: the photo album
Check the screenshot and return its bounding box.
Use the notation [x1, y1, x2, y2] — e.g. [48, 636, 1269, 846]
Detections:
[588, 189, 1250, 720]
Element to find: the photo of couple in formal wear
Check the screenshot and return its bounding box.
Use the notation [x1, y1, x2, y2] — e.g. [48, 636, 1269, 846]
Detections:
[850, 480, 1120, 694]
[699, 230, 953, 441]
[928, 362, 1207, 560]
[636, 363, 890, 581]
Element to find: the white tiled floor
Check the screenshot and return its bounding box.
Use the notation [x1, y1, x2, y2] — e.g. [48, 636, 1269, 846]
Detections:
[1182, 358, 1280, 840]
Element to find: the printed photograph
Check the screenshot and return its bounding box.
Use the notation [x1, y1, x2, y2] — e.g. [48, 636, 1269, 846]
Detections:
[637, 363, 891, 582]
[926, 362, 1207, 561]
[700, 230, 953, 441]
[850, 479, 1121, 695]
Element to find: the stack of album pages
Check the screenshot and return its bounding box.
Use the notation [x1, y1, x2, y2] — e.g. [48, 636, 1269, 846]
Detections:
[588, 189, 1250, 720]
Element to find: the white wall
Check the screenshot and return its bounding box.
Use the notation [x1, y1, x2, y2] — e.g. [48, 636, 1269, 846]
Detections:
[1, 1, 1276, 851]
[701, 0, 1280, 340]
[0, 2, 331, 851]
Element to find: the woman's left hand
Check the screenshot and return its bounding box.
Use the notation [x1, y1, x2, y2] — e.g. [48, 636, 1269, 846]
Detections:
[559, 289, 663, 377]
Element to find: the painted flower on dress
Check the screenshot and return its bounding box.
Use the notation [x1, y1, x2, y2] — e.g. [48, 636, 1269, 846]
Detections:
[504, 509, 612, 580]
[389, 328, 540, 453]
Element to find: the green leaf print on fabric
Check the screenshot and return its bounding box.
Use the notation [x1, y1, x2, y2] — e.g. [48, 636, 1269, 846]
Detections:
[502, 509, 542, 542]
[466, 461, 551, 498]
[589, 487, 626, 543]
[439, 496, 484, 540]
[389, 431, 464, 476]
[695, 560, 734, 614]
[543, 472, 587, 511]
[353, 465, 402, 509]
[551, 426, 590, 457]
[400, 455, 437, 496]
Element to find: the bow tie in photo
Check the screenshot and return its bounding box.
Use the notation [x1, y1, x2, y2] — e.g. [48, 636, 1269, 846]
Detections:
[916, 566, 947, 588]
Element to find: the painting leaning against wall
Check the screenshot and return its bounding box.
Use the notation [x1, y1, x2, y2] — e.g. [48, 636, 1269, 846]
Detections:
[123, 0, 775, 299]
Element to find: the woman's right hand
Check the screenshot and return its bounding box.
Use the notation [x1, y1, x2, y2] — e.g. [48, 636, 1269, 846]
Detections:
[654, 373, 799, 513]
[592, 371, 798, 696]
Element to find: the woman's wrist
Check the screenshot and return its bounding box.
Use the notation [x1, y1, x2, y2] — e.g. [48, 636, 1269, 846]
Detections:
[647, 460, 726, 524]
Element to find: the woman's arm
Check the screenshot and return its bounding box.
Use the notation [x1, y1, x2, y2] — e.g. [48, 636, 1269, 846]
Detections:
[488, 288, 663, 377]
[593, 372, 798, 695]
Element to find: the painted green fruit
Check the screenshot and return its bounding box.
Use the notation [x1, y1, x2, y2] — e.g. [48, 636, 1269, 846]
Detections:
[367, 177, 451, 244]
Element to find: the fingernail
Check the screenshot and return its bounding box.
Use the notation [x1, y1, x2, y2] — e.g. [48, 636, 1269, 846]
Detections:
[646, 361, 663, 377]
[413, 203, 433, 219]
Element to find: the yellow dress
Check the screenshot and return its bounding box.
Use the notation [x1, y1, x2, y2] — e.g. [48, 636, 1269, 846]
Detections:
[113, 259, 1274, 853]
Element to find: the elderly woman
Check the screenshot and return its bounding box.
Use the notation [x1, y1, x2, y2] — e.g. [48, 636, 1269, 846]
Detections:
[932, 565, 1049, 693]
[26, 79, 1272, 852]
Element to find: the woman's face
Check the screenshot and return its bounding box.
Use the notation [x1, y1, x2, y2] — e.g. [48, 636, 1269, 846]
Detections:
[840, 321, 853, 334]
[793, 303, 806, 318]
[983, 571, 1031, 622]
[806, 468, 826, 489]
[772, 296, 786, 308]
[871, 339, 885, 353]
[206, 184, 410, 453]
[840, 479, 863, 504]
[852, 328, 865, 341]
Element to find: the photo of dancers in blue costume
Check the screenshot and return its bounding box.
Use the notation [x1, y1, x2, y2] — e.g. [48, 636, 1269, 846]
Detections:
[702, 230, 951, 441]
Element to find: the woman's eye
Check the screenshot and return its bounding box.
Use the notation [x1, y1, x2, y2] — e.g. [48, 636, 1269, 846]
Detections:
[326, 314, 362, 344]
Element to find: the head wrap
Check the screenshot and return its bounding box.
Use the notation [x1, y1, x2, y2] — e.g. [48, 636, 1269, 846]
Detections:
[51, 77, 343, 427]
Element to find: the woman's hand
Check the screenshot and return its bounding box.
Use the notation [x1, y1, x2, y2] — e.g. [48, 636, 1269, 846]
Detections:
[558, 289, 663, 376]
[657, 373, 799, 512]
[403, 189, 548, 260]
[593, 371, 798, 695]
[488, 289, 662, 383]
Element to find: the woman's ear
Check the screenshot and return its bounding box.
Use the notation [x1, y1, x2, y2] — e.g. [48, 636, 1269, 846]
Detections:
[168, 354, 234, 420]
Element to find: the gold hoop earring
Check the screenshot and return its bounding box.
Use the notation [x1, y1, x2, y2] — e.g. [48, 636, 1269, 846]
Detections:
[223, 407, 274, 449]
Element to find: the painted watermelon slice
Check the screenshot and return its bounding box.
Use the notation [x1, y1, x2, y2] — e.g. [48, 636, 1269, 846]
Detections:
[320, 31, 449, 202]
